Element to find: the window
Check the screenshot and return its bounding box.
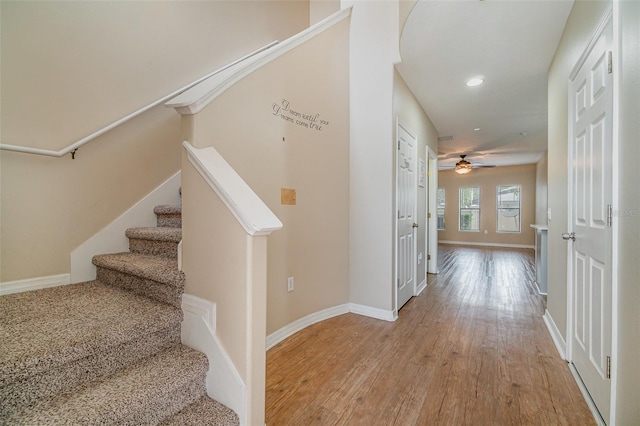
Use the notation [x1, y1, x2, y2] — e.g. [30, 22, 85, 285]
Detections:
[497, 185, 521, 232]
[436, 188, 445, 230]
[459, 187, 480, 231]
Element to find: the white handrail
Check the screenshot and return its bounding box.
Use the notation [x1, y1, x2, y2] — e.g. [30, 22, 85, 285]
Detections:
[0, 41, 279, 159]
[183, 142, 282, 236]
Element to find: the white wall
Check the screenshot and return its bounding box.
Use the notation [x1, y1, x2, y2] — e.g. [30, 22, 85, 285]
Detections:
[548, 0, 639, 423]
[614, 1, 640, 422]
[343, 0, 400, 315]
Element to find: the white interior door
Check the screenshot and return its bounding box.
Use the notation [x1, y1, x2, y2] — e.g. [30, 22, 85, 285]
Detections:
[567, 17, 613, 423]
[396, 123, 417, 310]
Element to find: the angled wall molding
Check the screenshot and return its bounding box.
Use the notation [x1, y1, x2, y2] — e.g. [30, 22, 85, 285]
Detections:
[166, 7, 352, 115]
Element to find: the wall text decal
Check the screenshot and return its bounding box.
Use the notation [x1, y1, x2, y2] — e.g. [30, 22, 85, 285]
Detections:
[272, 99, 330, 131]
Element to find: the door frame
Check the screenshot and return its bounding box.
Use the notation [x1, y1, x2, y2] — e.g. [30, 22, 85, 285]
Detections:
[565, 5, 618, 424]
[427, 148, 438, 274]
[394, 119, 418, 313]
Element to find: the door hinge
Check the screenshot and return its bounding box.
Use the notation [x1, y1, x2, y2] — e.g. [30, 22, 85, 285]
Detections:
[606, 356, 611, 379]
[427, 254, 431, 260]
[608, 51, 613, 74]
[398, 140, 400, 150]
[607, 204, 613, 227]
[427, 212, 432, 219]
[397, 210, 400, 219]
[397, 278, 400, 288]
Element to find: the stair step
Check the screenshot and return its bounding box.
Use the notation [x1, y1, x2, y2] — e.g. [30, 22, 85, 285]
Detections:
[160, 396, 240, 426]
[93, 252, 185, 307]
[154, 204, 182, 228]
[0, 281, 182, 419]
[6, 345, 208, 425]
[126, 227, 182, 258]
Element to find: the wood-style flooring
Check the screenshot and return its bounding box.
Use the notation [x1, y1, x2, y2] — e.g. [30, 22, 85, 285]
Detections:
[265, 245, 595, 425]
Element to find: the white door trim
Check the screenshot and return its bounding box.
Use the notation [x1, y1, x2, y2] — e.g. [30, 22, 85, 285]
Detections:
[427, 147, 438, 274]
[565, 5, 617, 425]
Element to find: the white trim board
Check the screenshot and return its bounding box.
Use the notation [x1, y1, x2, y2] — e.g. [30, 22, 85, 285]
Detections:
[266, 303, 398, 351]
[543, 309, 567, 361]
[0, 274, 71, 296]
[439, 240, 534, 250]
[70, 171, 182, 284]
[266, 304, 350, 350]
[181, 294, 247, 425]
[569, 363, 607, 426]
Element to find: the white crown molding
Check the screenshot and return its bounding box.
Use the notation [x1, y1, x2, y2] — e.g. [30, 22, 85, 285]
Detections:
[0, 274, 71, 296]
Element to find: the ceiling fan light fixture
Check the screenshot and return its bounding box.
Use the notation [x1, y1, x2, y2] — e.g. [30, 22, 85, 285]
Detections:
[454, 155, 473, 174]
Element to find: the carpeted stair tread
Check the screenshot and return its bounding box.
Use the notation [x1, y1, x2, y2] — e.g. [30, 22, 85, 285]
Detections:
[154, 205, 182, 228]
[153, 205, 181, 215]
[6, 345, 208, 425]
[125, 226, 182, 243]
[160, 396, 240, 426]
[0, 281, 182, 387]
[92, 252, 183, 287]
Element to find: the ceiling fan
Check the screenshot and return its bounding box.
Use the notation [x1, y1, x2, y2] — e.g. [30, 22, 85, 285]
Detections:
[447, 154, 496, 175]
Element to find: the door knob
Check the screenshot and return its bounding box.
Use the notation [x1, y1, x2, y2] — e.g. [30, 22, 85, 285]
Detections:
[412, 223, 419, 228]
[562, 232, 575, 241]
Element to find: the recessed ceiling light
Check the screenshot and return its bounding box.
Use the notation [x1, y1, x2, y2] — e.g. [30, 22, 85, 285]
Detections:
[474, 128, 481, 131]
[466, 78, 484, 87]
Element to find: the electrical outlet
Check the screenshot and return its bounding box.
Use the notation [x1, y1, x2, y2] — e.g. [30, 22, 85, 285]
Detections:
[287, 277, 294, 292]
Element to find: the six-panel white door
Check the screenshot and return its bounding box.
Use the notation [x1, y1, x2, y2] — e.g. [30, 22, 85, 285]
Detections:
[568, 18, 613, 423]
[396, 123, 417, 310]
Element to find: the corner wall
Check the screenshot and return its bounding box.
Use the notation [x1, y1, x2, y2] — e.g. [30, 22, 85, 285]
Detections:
[614, 1, 640, 422]
[180, 19, 351, 336]
[535, 151, 549, 226]
[393, 69, 439, 293]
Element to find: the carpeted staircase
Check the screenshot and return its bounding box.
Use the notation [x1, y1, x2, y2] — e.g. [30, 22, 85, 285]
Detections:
[0, 205, 239, 425]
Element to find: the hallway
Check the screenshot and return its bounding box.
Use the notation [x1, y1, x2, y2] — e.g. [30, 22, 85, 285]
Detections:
[265, 245, 595, 425]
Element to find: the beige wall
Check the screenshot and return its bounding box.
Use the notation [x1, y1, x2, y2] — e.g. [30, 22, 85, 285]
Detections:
[548, 1, 639, 422]
[0, 1, 308, 282]
[438, 165, 536, 247]
[181, 19, 351, 335]
[615, 1, 640, 422]
[546, 0, 610, 344]
[535, 151, 549, 226]
[393, 69, 439, 291]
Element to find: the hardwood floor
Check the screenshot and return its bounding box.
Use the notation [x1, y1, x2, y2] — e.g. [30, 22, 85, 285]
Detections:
[266, 245, 595, 425]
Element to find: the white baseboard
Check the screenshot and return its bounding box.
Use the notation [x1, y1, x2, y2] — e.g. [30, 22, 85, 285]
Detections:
[568, 363, 606, 425]
[416, 278, 427, 296]
[266, 304, 350, 350]
[349, 303, 398, 322]
[439, 240, 534, 250]
[0, 273, 71, 296]
[266, 302, 398, 351]
[70, 171, 182, 284]
[543, 309, 567, 360]
[181, 294, 246, 426]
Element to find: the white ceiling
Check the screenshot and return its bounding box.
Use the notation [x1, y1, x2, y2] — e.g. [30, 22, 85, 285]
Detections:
[396, 0, 574, 170]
